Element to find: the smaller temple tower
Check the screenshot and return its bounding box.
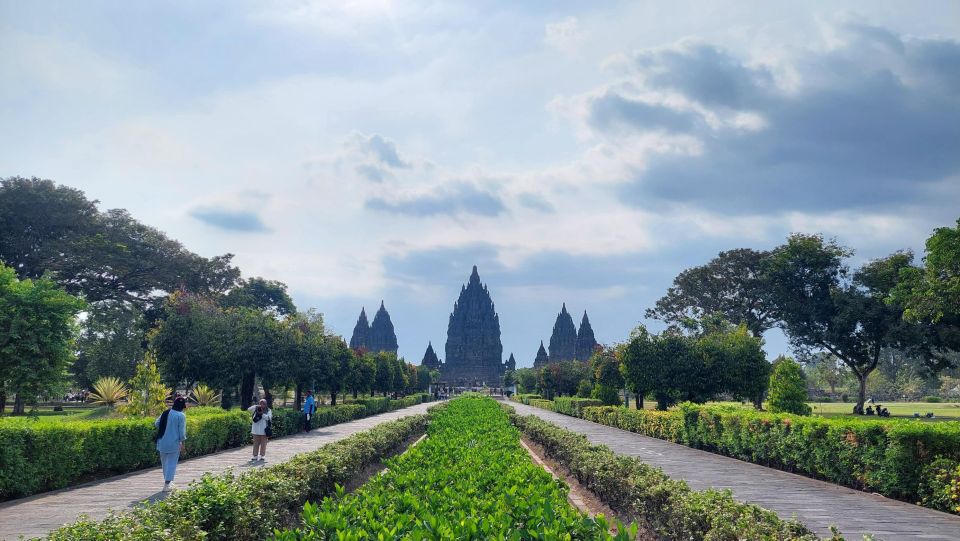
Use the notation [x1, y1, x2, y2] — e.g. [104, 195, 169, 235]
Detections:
[533, 341, 550, 368]
[350, 302, 398, 354]
[548, 303, 578, 362]
[504, 353, 516, 372]
[349, 307, 371, 350]
[575, 311, 598, 361]
[420, 342, 442, 371]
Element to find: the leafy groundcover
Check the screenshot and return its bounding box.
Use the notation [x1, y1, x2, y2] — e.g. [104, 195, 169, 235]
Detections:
[274, 396, 636, 540]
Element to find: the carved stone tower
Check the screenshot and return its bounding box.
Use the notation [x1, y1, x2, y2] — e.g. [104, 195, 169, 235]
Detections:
[442, 266, 503, 384]
[548, 303, 578, 362]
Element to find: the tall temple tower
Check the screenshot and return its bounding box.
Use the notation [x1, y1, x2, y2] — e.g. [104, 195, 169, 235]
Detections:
[548, 303, 578, 362]
[349, 307, 371, 350]
[369, 301, 399, 354]
[443, 266, 504, 384]
[575, 311, 598, 361]
[350, 301, 398, 354]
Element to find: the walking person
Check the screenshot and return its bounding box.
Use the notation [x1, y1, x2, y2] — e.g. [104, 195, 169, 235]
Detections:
[248, 398, 273, 462]
[302, 390, 316, 432]
[155, 396, 187, 491]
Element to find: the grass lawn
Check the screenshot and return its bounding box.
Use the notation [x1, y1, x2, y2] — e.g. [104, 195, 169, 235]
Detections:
[626, 398, 960, 421]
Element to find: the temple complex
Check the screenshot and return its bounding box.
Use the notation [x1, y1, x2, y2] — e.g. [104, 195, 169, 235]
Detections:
[349, 301, 398, 354]
[440, 266, 507, 385]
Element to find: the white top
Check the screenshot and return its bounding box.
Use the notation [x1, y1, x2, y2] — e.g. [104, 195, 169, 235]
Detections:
[247, 405, 273, 435]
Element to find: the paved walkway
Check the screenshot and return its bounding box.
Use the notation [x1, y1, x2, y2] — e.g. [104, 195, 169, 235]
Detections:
[0, 402, 435, 541]
[509, 402, 960, 540]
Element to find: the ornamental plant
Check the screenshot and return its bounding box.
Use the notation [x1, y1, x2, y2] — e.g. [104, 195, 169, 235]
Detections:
[767, 357, 812, 415]
[87, 377, 129, 408]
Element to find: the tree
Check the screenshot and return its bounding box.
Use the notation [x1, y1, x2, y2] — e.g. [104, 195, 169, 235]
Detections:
[0, 263, 86, 413]
[324, 338, 352, 405]
[590, 347, 624, 406]
[765, 234, 913, 413]
[696, 321, 770, 409]
[73, 305, 145, 388]
[514, 367, 537, 394]
[890, 218, 960, 370]
[767, 357, 812, 415]
[222, 277, 296, 316]
[619, 325, 657, 409]
[807, 353, 849, 397]
[348, 352, 376, 398]
[120, 354, 170, 417]
[373, 352, 396, 397]
[647, 248, 778, 336]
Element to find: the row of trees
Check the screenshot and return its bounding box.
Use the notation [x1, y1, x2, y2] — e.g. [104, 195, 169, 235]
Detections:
[510, 317, 769, 410]
[151, 291, 431, 409]
[646, 220, 960, 413]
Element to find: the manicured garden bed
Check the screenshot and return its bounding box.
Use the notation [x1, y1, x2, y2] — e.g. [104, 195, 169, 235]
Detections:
[274, 396, 633, 540]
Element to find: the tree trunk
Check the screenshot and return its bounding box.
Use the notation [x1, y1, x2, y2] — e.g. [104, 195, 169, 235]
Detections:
[352, 389, 358, 399]
[655, 393, 670, 411]
[635, 392, 642, 410]
[295, 385, 303, 411]
[264, 389, 274, 408]
[13, 393, 25, 415]
[855, 372, 868, 414]
[0, 390, 6, 414]
[330, 391, 337, 406]
[240, 372, 256, 410]
[753, 394, 764, 410]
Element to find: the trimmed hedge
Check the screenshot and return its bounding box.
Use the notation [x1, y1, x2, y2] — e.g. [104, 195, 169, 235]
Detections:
[43, 414, 428, 541]
[509, 410, 819, 540]
[552, 397, 603, 417]
[524, 398, 960, 513]
[528, 398, 555, 411]
[511, 393, 542, 405]
[0, 394, 430, 501]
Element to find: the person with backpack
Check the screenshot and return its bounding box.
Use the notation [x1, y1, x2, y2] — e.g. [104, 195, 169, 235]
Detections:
[302, 390, 316, 432]
[248, 398, 273, 461]
[154, 396, 187, 491]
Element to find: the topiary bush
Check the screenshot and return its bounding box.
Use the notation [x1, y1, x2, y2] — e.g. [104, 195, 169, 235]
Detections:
[552, 397, 603, 416]
[923, 396, 943, 403]
[767, 358, 812, 415]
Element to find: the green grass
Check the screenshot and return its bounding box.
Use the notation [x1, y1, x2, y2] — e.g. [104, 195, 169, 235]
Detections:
[627, 398, 960, 421]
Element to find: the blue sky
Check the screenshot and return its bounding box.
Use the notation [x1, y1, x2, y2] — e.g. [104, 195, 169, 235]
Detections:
[2, 1, 958, 367]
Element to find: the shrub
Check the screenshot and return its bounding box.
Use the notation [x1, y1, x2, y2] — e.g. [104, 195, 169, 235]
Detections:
[45, 415, 427, 541]
[767, 358, 812, 415]
[574, 404, 960, 514]
[190, 384, 222, 407]
[592, 384, 622, 406]
[576, 379, 593, 398]
[509, 411, 816, 540]
[553, 397, 603, 417]
[87, 377, 129, 407]
[528, 398, 555, 411]
[511, 393, 542, 405]
[923, 396, 944, 403]
[918, 458, 960, 513]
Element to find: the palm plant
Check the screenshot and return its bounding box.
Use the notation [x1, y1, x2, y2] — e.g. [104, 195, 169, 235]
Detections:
[88, 377, 129, 407]
[191, 384, 222, 407]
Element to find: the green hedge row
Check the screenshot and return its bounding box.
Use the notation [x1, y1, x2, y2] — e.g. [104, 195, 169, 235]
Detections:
[523, 399, 960, 513]
[0, 394, 430, 501]
[509, 410, 820, 540]
[43, 414, 428, 541]
[510, 393, 542, 405]
[552, 397, 603, 416]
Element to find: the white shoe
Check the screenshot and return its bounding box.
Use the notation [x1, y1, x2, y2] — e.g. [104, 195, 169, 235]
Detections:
[162, 482, 175, 492]
[258, 455, 265, 461]
[250, 456, 258, 462]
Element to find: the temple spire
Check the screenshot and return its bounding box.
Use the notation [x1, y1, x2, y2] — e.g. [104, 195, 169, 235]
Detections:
[548, 303, 577, 362]
[443, 266, 503, 385]
[575, 310, 598, 361]
[534, 341, 550, 368]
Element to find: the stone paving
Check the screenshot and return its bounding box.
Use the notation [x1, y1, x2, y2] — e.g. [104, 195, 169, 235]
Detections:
[509, 401, 960, 540]
[0, 402, 435, 541]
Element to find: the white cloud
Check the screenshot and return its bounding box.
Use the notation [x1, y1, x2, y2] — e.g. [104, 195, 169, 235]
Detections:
[544, 17, 586, 55]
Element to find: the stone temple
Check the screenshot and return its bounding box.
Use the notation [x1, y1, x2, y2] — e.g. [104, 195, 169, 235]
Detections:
[539, 304, 598, 365]
[349, 301, 398, 354]
[431, 266, 511, 385]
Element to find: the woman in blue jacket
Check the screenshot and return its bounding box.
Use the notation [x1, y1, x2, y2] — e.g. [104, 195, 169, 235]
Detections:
[155, 396, 187, 491]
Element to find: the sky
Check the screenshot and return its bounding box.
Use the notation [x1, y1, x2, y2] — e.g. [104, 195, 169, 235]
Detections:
[2, 1, 959, 368]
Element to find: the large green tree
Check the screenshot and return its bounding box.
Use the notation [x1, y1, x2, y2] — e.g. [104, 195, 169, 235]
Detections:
[73, 305, 145, 388]
[765, 234, 914, 413]
[0, 263, 86, 413]
[619, 326, 657, 409]
[647, 248, 778, 336]
[890, 218, 960, 370]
